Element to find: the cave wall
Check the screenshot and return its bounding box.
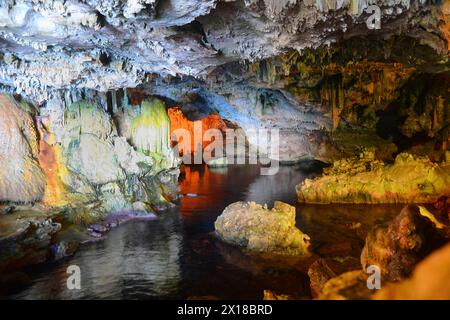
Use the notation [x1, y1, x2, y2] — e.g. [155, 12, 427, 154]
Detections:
[0, 91, 180, 217]
[0, 0, 449, 206]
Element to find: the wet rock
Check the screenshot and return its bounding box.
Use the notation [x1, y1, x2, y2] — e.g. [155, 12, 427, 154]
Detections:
[99, 182, 131, 213]
[0, 206, 15, 215]
[374, 242, 450, 300]
[132, 201, 149, 212]
[51, 241, 79, 261]
[87, 225, 108, 234]
[214, 201, 310, 256]
[308, 259, 337, 298]
[88, 231, 103, 239]
[361, 205, 447, 282]
[433, 196, 450, 220]
[263, 290, 292, 300]
[297, 152, 450, 204]
[318, 270, 373, 300]
[0, 217, 61, 272]
[308, 257, 361, 298]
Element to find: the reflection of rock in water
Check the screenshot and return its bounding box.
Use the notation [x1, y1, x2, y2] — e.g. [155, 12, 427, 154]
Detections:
[211, 236, 313, 299]
[13, 213, 184, 299]
[245, 166, 317, 205]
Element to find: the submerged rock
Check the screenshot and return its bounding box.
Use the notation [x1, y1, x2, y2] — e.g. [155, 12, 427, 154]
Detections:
[297, 152, 450, 204]
[214, 201, 310, 256]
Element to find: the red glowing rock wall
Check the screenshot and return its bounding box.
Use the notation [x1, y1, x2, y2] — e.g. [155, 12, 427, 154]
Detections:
[168, 107, 228, 154]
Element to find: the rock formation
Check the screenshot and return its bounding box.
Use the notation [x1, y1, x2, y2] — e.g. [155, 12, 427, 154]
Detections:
[214, 201, 311, 256]
[0, 0, 448, 163]
[374, 242, 450, 300]
[297, 152, 450, 203]
[0, 95, 45, 203]
[0, 0, 449, 299]
[361, 205, 448, 281]
[316, 203, 450, 299]
[0, 216, 61, 272]
[0, 93, 181, 215]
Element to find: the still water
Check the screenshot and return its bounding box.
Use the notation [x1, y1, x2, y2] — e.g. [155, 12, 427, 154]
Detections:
[9, 165, 402, 299]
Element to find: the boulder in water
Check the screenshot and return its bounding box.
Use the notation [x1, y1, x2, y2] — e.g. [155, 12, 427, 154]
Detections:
[214, 201, 310, 256]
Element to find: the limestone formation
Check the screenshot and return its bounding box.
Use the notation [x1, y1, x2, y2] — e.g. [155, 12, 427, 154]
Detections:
[374, 242, 450, 300]
[297, 152, 450, 204]
[0, 95, 45, 203]
[317, 202, 450, 300]
[214, 201, 311, 256]
[361, 205, 448, 282]
[0, 1, 447, 101]
[318, 270, 373, 300]
[0, 92, 180, 219]
[0, 217, 61, 272]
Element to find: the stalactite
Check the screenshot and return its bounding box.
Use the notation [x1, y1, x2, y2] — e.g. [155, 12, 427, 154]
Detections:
[131, 99, 171, 155]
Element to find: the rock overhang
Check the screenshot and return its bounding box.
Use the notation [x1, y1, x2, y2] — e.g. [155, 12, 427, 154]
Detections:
[0, 0, 447, 101]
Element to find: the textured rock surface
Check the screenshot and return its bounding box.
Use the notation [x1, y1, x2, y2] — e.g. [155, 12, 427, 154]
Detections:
[360, 205, 448, 281]
[307, 257, 361, 298]
[374, 242, 450, 300]
[0, 93, 180, 217]
[0, 95, 45, 203]
[297, 152, 450, 203]
[0, 1, 448, 100]
[214, 201, 311, 255]
[0, 216, 61, 272]
[317, 202, 450, 300]
[0, 1, 448, 163]
[318, 270, 374, 300]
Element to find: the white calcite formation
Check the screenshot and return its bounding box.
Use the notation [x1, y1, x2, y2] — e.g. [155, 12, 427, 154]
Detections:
[0, 0, 447, 101]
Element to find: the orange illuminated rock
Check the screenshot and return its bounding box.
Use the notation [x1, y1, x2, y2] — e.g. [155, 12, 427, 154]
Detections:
[36, 116, 70, 206]
[168, 107, 227, 154]
[374, 242, 450, 300]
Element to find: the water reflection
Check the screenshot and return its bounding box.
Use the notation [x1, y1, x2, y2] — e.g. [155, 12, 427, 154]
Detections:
[244, 166, 318, 205]
[14, 214, 184, 299]
[9, 164, 403, 300]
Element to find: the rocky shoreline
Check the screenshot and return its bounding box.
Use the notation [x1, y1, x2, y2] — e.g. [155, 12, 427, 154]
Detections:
[212, 198, 450, 300]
